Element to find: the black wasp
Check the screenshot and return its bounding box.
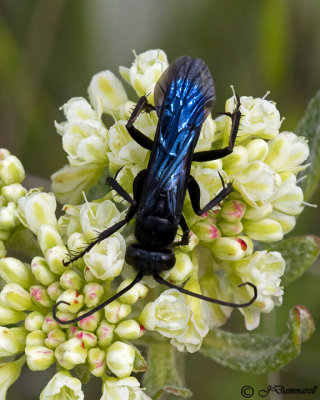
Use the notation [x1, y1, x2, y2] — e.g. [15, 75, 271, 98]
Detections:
[53, 56, 257, 325]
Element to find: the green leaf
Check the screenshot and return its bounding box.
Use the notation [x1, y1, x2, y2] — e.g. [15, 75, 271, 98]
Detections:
[74, 364, 91, 384]
[200, 305, 314, 374]
[6, 225, 40, 260]
[296, 90, 320, 200]
[143, 342, 192, 399]
[132, 345, 147, 373]
[266, 235, 320, 286]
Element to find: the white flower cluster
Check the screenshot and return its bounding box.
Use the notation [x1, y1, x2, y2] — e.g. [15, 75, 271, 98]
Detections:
[0, 49, 310, 399]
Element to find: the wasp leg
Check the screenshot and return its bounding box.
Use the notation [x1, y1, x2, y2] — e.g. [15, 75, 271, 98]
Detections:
[193, 95, 241, 162]
[153, 273, 257, 308]
[172, 214, 190, 247]
[63, 203, 138, 266]
[106, 176, 135, 205]
[188, 173, 233, 216]
[126, 96, 154, 150]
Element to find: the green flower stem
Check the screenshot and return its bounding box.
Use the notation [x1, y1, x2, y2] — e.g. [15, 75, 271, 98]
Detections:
[143, 342, 192, 399]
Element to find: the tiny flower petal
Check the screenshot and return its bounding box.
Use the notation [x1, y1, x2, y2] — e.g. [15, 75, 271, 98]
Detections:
[106, 341, 135, 378]
[40, 370, 84, 400]
[0, 356, 25, 400]
[139, 289, 190, 338]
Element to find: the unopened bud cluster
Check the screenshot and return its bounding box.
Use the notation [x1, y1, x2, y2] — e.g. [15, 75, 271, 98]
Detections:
[0, 49, 310, 398]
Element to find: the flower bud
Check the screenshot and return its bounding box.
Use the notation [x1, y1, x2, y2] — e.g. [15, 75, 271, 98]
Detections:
[193, 219, 221, 243]
[211, 237, 246, 261]
[26, 330, 46, 347]
[0, 304, 25, 324]
[59, 119, 108, 167]
[37, 224, 64, 254]
[232, 161, 277, 207]
[180, 230, 199, 252]
[117, 280, 148, 304]
[56, 290, 84, 313]
[97, 320, 115, 348]
[0, 282, 34, 311]
[220, 200, 246, 222]
[106, 341, 135, 378]
[60, 270, 84, 291]
[269, 210, 296, 235]
[55, 338, 88, 369]
[77, 309, 101, 331]
[114, 319, 145, 340]
[165, 252, 193, 284]
[171, 277, 209, 353]
[0, 356, 26, 400]
[25, 311, 45, 331]
[0, 326, 25, 357]
[31, 257, 57, 286]
[0, 203, 18, 230]
[0, 257, 33, 289]
[61, 97, 97, 122]
[74, 330, 97, 348]
[88, 70, 128, 115]
[10, 326, 28, 347]
[30, 285, 54, 308]
[39, 370, 84, 400]
[104, 301, 131, 324]
[1, 183, 27, 202]
[83, 282, 104, 307]
[272, 172, 304, 215]
[243, 218, 283, 242]
[42, 313, 59, 333]
[47, 281, 64, 301]
[265, 132, 309, 173]
[83, 266, 97, 282]
[17, 191, 57, 235]
[51, 163, 103, 205]
[222, 146, 248, 173]
[244, 203, 273, 220]
[0, 155, 25, 185]
[54, 310, 76, 327]
[236, 236, 254, 256]
[46, 245, 70, 275]
[139, 289, 190, 338]
[87, 347, 106, 377]
[25, 345, 55, 371]
[246, 138, 269, 162]
[66, 232, 87, 270]
[218, 220, 243, 236]
[45, 328, 67, 349]
[225, 95, 281, 141]
[0, 148, 11, 159]
[119, 49, 169, 100]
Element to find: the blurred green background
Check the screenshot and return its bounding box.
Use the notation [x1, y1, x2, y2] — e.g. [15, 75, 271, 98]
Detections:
[0, 0, 319, 399]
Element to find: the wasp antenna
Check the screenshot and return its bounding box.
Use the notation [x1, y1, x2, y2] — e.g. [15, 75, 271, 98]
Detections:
[153, 274, 257, 308]
[52, 272, 144, 325]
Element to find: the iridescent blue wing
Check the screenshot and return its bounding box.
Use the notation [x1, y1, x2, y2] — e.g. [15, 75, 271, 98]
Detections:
[140, 56, 215, 221]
